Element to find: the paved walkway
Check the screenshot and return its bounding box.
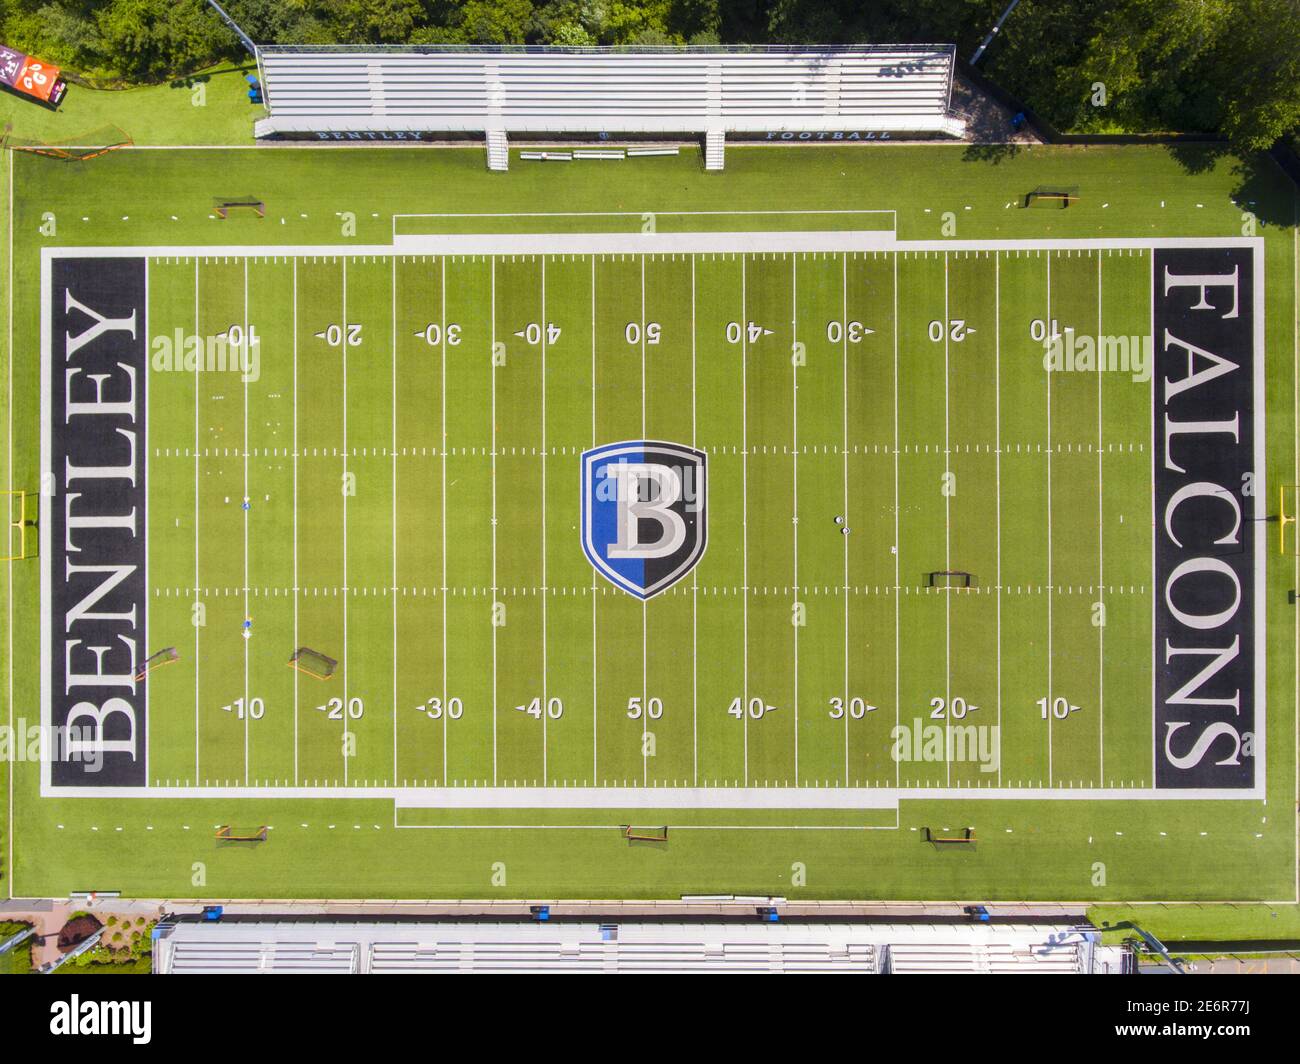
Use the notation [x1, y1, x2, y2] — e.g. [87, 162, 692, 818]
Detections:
[1, 898, 165, 970]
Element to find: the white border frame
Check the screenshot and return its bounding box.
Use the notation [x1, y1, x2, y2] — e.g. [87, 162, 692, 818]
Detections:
[38, 234, 1267, 806]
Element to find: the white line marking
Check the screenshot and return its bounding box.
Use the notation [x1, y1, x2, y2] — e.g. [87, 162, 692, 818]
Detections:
[791, 253, 799, 781]
[741, 253, 750, 782]
[892, 250, 900, 790]
[194, 258, 201, 781]
[441, 256, 449, 785]
[542, 255, 550, 782]
[841, 251, 850, 786]
[640, 256, 648, 786]
[943, 251, 951, 786]
[391, 254, 398, 785]
[591, 255, 598, 783]
[342, 258, 350, 786]
[691, 253, 699, 787]
[491, 255, 499, 785]
[1096, 251, 1105, 782]
[242, 259, 250, 785]
[5, 149, 12, 894]
[994, 251, 1003, 787]
[1046, 251, 1054, 784]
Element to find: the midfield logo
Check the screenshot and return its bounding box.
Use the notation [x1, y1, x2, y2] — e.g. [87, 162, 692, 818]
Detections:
[580, 441, 707, 600]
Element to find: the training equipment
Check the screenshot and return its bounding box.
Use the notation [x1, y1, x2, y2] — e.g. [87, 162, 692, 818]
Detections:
[133, 647, 180, 682]
[213, 198, 266, 218]
[2, 124, 130, 160]
[214, 827, 267, 842]
[1024, 186, 1079, 208]
[924, 827, 976, 845]
[288, 647, 338, 680]
[624, 825, 669, 843]
[927, 570, 974, 588]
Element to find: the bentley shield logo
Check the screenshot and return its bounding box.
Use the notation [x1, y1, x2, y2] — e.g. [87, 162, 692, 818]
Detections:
[581, 441, 707, 599]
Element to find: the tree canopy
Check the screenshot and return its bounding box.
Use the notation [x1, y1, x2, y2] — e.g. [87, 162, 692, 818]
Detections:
[1, 0, 1298, 153]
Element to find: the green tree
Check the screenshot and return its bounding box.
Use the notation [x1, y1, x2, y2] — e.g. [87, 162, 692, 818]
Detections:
[453, 0, 536, 43]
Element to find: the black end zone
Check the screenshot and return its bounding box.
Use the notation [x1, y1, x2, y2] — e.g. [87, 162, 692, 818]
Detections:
[48, 256, 149, 788]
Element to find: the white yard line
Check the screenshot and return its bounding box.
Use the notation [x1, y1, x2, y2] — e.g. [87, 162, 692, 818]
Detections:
[193, 259, 201, 782]
[994, 252, 1003, 787]
[292, 259, 300, 785]
[541, 255, 550, 781]
[943, 251, 951, 786]
[50, 235, 1261, 264]
[391, 255, 398, 785]
[341, 258, 350, 787]
[1149, 248, 1157, 788]
[490, 256, 499, 785]
[741, 254, 750, 783]
[143, 259, 150, 785]
[1045, 251, 1054, 785]
[242, 260, 251, 785]
[590, 255, 598, 784]
[1096, 252, 1105, 782]
[640, 256, 648, 786]
[841, 252, 850, 786]
[440, 257, 449, 785]
[791, 254, 799, 781]
[55, 781, 1265, 804]
[691, 254, 699, 787]
[5, 151, 12, 891]
[892, 251, 901, 790]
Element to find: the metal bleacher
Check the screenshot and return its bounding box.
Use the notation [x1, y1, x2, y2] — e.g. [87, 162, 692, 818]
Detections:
[252, 45, 966, 169]
[152, 919, 1111, 975]
[885, 939, 1084, 975]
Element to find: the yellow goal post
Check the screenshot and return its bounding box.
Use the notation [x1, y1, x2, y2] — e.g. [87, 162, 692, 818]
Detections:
[2, 490, 36, 561]
[1280, 485, 1300, 556]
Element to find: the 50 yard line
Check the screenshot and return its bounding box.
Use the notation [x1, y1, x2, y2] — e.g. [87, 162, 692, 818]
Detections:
[640, 255, 648, 786]
[691, 254, 698, 787]
[590, 254, 598, 785]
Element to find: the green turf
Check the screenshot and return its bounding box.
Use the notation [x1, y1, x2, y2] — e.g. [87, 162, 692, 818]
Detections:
[0, 62, 259, 147]
[3, 141, 1297, 907]
[1090, 902, 1300, 945]
[138, 245, 1153, 791]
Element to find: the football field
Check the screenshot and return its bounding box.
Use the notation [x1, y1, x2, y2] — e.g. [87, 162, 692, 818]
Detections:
[9, 144, 1294, 902]
[43, 221, 1259, 799]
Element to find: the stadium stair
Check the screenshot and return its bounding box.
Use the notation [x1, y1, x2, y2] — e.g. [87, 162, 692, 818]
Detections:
[486, 129, 509, 171]
[704, 128, 725, 171]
